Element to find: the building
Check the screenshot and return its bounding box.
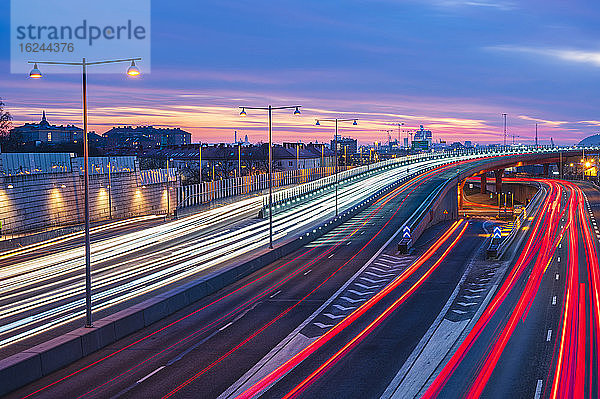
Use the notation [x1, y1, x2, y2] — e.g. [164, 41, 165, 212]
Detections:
[143, 142, 336, 181]
[103, 126, 192, 151]
[330, 137, 358, 154]
[412, 125, 432, 151]
[10, 111, 83, 144]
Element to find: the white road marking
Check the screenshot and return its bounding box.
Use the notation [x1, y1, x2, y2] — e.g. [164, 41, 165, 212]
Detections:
[314, 322, 333, 329]
[323, 313, 345, 319]
[556, 273, 560, 280]
[333, 304, 355, 312]
[269, 290, 281, 298]
[348, 289, 375, 296]
[534, 379, 543, 399]
[328, 253, 335, 258]
[219, 322, 233, 331]
[137, 366, 165, 384]
[304, 269, 312, 275]
[356, 283, 379, 290]
[341, 296, 366, 303]
[546, 329, 552, 342]
[552, 296, 557, 305]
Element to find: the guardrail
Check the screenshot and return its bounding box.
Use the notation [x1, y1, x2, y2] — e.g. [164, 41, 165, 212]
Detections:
[485, 181, 545, 259]
[173, 145, 600, 214]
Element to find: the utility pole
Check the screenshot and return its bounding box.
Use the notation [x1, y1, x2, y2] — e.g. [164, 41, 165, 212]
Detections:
[535, 123, 538, 148]
[238, 143, 242, 178]
[502, 113, 507, 147]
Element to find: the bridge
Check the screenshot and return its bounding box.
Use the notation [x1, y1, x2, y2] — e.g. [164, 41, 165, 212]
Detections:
[0, 146, 599, 398]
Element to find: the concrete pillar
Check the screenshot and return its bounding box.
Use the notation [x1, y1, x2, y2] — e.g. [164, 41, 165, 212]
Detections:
[543, 164, 549, 176]
[495, 169, 504, 193]
[458, 180, 465, 209]
[480, 173, 487, 194]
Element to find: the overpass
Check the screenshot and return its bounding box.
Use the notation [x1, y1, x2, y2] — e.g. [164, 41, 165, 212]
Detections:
[0, 145, 598, 397]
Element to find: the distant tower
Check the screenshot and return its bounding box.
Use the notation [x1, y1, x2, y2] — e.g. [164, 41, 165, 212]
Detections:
[234, 130, 237, 143]
[40, 110, 49, 126]
[551, 137, 555, 147]
[244, 134, 248, 143]
[535, 123, 538, 147]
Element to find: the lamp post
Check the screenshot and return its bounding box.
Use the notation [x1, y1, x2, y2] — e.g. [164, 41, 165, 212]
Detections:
[107, 157, 112, 220]
[238, 143, 242, 178]
[166, 157, 173, 217]
[315, 118, 358, 217]
[239, 105, 301, 249]
[502, 113, 508, 148]
[28, 57, 141, 328]
[199, 143, 203, 183]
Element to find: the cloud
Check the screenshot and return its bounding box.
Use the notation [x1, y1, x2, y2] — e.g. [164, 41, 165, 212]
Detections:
[431, 0, 516, 10]
[488, 45, 600, 67]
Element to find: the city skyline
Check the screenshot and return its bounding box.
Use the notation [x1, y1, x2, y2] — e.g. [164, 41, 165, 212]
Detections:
[2, 0, 599, 145]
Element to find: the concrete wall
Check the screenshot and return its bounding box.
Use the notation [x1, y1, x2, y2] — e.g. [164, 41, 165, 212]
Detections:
[0, 165, 176, 235]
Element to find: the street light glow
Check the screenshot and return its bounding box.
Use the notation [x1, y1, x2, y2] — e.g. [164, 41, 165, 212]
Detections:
[126, 60, 141, 77]
[294, 106, 301, 116]
[240, 107, 247, 117]
[29, 63, 42, 79]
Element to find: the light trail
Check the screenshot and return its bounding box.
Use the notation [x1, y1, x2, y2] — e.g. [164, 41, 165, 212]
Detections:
[21, 156, 456, 399]
[232, 220, 467, 399]
[279, 221, 469, 399]
[3, 158, 456, 348]
[423, 179, 565, 398]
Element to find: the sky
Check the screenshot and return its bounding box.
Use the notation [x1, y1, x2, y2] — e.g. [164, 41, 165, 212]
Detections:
[1, 0, 600, 145]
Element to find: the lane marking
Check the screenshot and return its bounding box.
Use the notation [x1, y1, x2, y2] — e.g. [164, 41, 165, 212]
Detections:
[546, 329, 552, 342]
[269, 290, 281, 298]
[555, 273, 560, 281]
[136, 366, 165, 384]
[534, 380, 543, 399]
[303, 269, 312, 276]
[328, 253, 335, 258]
[219, 322, 233, 331]
[552, 296, 557, 305]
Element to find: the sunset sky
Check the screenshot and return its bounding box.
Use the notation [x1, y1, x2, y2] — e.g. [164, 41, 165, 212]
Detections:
[2, 0, 600, 145]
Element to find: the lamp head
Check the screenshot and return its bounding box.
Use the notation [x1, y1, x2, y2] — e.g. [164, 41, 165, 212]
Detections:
[353, 119, 358, 125]
[29, 63, 42, 79]
[293, 106, 301, 116]
[315, 120, 320, 126]
[240, 107, 247, 117]
[126, 60, 140, 77]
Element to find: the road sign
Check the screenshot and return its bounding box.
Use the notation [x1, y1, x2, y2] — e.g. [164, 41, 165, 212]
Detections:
[402, 226, 411, 239]
[493, 226, 502, 239]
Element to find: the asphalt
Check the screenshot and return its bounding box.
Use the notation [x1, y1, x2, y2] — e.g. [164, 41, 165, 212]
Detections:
[5, 161, 473, 399]
[258, 220, 485, 399]
[428, 180, 600, 399]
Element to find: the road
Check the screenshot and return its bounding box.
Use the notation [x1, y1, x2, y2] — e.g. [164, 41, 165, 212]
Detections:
[419, 180, 600, 399]
[0, 153, 501, 358]
[6, 157, 483, 399]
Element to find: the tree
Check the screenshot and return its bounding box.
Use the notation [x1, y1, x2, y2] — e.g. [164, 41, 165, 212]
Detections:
[0, 98, 13, 138]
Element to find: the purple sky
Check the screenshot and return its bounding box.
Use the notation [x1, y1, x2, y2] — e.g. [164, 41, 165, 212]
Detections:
[2, 0, 600, 145]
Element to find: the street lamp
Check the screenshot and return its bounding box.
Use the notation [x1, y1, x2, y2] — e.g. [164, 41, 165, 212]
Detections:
[239, 104, 301, 249]
[28, 57, 141, 328]
[315, 118, 358, 217]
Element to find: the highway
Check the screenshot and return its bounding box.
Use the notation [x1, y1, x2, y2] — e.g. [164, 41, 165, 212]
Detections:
[0, 154, 480, 356]
[6, 152, 598, 399]
[6, 157, 487, 399]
